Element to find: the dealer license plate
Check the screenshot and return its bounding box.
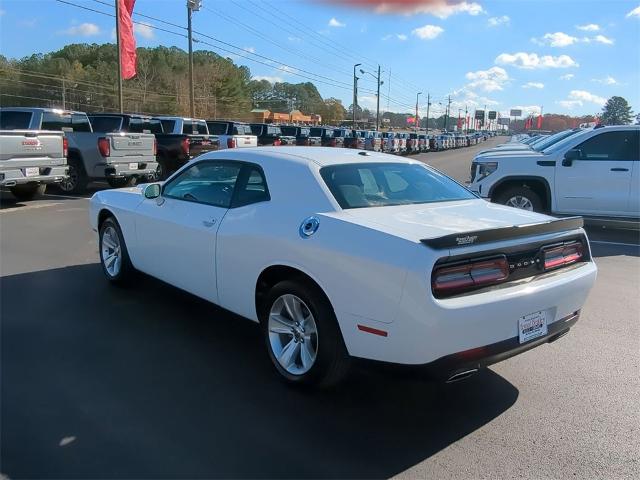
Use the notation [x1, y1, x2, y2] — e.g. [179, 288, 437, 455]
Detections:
[519, 311, 548, 344]
[25, 167, 39, 177]
[128, 163, 138, 170]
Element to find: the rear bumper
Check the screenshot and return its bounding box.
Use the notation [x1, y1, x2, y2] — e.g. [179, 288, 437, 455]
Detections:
[0, 166, 68, 186]
[100, 160, 158, 179]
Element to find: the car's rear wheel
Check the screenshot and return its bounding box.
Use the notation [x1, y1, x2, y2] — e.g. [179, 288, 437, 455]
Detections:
[10, 184, 46, 201]
[99, 216, 134, 284]
[495, 186, 542, 212]
[262, 280, 349, 388]
[59, 156, 88, 194]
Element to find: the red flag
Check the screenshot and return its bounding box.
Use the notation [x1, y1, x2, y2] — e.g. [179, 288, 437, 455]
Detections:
[457, 117, 462, 128]
[118, 0, 137, 79]
[537, 115, 543, 129]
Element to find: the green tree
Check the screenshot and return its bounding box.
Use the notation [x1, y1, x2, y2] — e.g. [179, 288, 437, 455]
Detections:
[600, 96, 633, 125]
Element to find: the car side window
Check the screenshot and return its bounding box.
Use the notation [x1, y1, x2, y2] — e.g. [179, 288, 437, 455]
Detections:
[232, 165, 270, 208]
[163, 161, 242, 208]
[577, 131, 639, 161]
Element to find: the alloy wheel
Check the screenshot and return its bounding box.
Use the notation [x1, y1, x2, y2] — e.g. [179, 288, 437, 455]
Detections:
[506, 195, 534, 211]
[101, 225, 122, 277]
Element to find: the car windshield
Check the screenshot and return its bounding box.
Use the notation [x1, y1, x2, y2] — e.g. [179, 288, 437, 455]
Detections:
[541, 128, 593, 154]
[320, 162, 476, 209]
[531, 129, 582, 151]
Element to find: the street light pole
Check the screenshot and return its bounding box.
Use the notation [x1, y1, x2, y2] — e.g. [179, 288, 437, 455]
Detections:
[187, 0, 201, 118]
[415, 92, 422, 133]
[425, 93, 431, 134]
[375, 65, 381, 131]
[353, 63, 361, 129]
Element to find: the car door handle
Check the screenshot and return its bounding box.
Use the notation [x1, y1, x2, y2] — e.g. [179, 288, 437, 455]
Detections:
[610, 168, 629, 172]
[202, 219, 216, 227]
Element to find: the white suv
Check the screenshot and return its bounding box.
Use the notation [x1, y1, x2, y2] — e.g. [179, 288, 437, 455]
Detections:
[468, 125, 640, 219]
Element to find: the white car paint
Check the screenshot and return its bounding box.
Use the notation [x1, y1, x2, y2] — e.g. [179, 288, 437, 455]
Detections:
[90, 147, 597, 368]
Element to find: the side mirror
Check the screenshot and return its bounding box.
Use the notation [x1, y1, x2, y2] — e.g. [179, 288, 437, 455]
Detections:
[143, 183, 161, 199]
[562, 149, 582, 167]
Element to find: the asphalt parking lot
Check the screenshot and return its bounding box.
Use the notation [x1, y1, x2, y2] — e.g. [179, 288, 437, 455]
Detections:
[1, 138, 639, 479]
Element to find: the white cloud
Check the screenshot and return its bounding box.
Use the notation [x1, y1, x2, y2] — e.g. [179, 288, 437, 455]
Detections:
[61, 22, 100, 36]
[532, 32, 579, 47]
[134, 22, 154, 40]
[397, 33, 408, 41]
[523, 82, 544, 89]
[287, 36, 301, 42]
[243, 46, 255, 53]
[377, 1, 484, 18]
[277, 65, 294, 75]
[593, 34, 614, 44]
[465, 66, 510, 92]
[558, 90, 607, 110]
[577, 23, 600, 31]
[559, 73, 575, 80]
[412, 24, 444, 40]
[328, 17, 346, 27]
[591, 76, 618, 85]
[626, 6, 640, 18]
[488, 15, 510, 27]
[253, 76, 283, 83]
[495, 52, 579, 69]
[0, 9, 5, 16]
[509, 105, 542, 115]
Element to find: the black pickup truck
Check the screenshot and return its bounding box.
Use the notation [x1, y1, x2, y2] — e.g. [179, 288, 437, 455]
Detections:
[309, 126, 337, 147]
[250, 123, 296, 146]
[89, 113, 218, 180]
[280, 126, 321, 146]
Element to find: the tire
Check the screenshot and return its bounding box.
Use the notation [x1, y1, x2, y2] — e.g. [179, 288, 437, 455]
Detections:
[58, 156, 88, 194]
[107, 177, 137, 189]
[10, 184, 46, 201]
[99, 216, 135, 284]
[495, 186, 543, 212]
[261, 279, 350, 388]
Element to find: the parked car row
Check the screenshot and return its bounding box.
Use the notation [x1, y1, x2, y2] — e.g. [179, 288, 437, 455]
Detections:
[0, 105, 494, 198]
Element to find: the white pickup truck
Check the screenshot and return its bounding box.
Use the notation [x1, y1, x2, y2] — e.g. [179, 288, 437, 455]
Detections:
[206, 120, 257, 149]
[0, 126, 68, 200]
[469, 125, 640, 220]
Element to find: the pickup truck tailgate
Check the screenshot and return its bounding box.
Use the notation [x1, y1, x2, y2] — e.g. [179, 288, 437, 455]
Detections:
[233, 135, 258, 148]
[0, 130, 65, 166]
[189, 135, 218, 156]
[108, 133, 155, 158]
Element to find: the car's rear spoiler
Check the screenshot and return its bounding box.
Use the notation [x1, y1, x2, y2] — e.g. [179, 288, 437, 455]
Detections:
[421, 216, 584, 250]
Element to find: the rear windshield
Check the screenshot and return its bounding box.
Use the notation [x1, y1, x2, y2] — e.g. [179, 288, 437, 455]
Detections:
[280, 126, 297, 136]
[89, 116, 123, 132]
[0, 111, 33, 129]
[299, 127, 310, 136]
[207, 122, 229, 135]
[183, 121, 208, 135]
[129, 118, 163, 134]
[41, 112, 92, 132]
[310, 127, 331, 137]
[233, 124, 252, 135]
[334, 129, 352, 138]
[160, 120, 176, 133]
[267, 126, 282, 135]
[320, 163, 476, 209]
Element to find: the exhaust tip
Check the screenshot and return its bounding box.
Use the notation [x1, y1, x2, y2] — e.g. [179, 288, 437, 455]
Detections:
[446, 368, 479, 383]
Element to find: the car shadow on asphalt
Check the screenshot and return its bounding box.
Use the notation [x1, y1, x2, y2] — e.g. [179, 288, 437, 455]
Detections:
[1, 264, 519, 479]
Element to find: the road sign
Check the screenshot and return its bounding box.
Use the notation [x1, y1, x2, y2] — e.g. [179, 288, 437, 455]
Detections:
[510, 109, 522, 117]
[475, 110, 485, 120]
[488, 111, 497, 120]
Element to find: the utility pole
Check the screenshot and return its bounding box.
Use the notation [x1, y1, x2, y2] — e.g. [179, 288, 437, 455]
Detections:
[464, 105, 468, 133]
[443, 95, 451, 131]
[61, 78, 66, 109]
[114, 0, 123, 112]
[425, 93, 431, 134]
[187, 0, 201, 118]
[483, 103, 487, 130]
[415, 92, 422, 133]
[353, 63, 361, 129]
[375, 65, 381, 131]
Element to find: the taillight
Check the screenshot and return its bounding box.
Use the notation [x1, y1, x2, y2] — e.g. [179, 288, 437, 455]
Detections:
[330, 138, 337, 147]
[181, 137, 190, 155]
[62, 137, 68, 158]
[432, 256, 509, 297]
[97, 137, 110, 157]
[273, 138, 282, 146]
[543, 243, 583, 270]
[152, 138, 157, 156]
[227, 138, 236, 148]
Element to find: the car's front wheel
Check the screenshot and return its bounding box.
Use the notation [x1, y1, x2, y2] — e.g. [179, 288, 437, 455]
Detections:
[99, 216, 134, 284]
[495, 186, 543, 212]
[262, 280, 350, 388]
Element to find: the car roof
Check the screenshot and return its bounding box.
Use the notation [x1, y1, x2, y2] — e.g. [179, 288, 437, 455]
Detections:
[0, 107, 85, 115]
[204, 146, 420, 167]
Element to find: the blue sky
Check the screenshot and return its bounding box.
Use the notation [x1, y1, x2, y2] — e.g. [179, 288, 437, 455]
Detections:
[1, 0, 639, 118]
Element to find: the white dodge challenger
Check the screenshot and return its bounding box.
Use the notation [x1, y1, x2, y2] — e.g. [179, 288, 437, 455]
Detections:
[90, 147, 597, 386]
